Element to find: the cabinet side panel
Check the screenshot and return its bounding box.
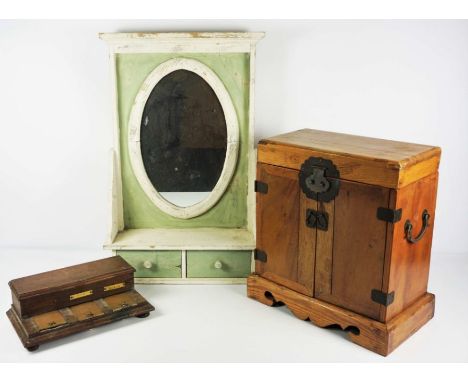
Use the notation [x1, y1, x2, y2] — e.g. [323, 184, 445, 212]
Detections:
[256, 163, 304, 293]
[383, 173, 438, 321]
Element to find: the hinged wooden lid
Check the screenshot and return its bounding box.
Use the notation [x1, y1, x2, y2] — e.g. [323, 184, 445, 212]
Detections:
[9, 256, 135, 300]
[258, 129, 441, 189]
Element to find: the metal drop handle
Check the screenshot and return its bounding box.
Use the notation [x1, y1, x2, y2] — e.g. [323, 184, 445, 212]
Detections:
[404, 209, 430, 244]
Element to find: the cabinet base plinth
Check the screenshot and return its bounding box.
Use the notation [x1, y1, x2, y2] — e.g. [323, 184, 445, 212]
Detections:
[247, 274, 435, 356]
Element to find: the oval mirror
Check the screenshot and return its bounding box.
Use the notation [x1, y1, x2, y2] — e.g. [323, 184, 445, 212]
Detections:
[128, 58, 239, 219]
[141, 69, 227, 207]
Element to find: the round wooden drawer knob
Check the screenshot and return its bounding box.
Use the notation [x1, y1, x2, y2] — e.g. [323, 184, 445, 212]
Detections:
[214, 260, 223, 269]
[143, 260, 153, 269]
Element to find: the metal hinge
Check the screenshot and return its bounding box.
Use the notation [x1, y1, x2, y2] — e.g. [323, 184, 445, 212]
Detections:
[254, 249, 267, 262]
[255, 180, 268, 194]
[371, 289, 395, 306]
[376, 207, 402, 223]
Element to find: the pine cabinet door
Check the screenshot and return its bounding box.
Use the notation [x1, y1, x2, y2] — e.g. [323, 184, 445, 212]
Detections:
[314, 180, 390, 320]
[256, 163, 314, 295]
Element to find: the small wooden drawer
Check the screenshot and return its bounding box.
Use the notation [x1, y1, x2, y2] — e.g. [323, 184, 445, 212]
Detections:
[117, 251, 181, 278]
[187, 251, 252, 278]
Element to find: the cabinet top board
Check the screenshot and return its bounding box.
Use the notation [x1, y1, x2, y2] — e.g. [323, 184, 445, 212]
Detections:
[258, 129, 441, 189]
[99, 32, 265, 53]
[99, 32, 265, 40]
[9, 256, 134, 299]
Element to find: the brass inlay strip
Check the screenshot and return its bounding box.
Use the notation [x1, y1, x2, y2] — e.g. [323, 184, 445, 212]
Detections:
[103, 282, 125, 292]
[70, 289, 93, 301]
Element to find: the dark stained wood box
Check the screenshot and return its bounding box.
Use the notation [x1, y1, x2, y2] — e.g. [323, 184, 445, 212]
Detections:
[9, 256, 135, 318]
[7, 256, 154, 351]
[249, 129, 441, 355]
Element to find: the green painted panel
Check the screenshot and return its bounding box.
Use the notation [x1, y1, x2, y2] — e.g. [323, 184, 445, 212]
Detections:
[118, 250, 181, 278]
[187, 250, 252, 278]
[116, 53, 250, 229]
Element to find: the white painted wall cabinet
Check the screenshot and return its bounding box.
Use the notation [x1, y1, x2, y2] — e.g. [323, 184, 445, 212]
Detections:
[100, 32, 264, 284]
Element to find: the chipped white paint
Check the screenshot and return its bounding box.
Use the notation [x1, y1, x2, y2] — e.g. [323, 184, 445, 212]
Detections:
[181, 249, 187, 279]
[247, 44, 258, 235]
[104, 228, 255, 251]
[134, 277, 248, 285]
[99, 32, 265, 53]
[128, 57, 239, 219]
[109, 51, 124, 233]
[106, 149, 120, 245]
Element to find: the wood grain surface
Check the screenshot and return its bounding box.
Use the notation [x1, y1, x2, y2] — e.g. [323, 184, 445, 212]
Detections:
[314, 199, 334, 298]
[9, 256, 133, 297]
[298, 192, 317, 296]
[380, 173, 439, 321]
[258, 129, 440, 189]
[315, 180, 390, 320]
[9, 256, 134, 318]
[256, 163, 310, 295]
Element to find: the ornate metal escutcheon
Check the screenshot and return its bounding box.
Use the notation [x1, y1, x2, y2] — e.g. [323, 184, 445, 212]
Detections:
[299, 157, 340, 202]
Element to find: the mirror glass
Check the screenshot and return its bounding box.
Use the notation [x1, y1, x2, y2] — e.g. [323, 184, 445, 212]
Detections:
[140, 69, 228, 207]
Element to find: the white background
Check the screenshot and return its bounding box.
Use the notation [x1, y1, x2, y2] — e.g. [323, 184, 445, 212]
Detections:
[0, 20, 467, 255]
[0, 20, 467, 363]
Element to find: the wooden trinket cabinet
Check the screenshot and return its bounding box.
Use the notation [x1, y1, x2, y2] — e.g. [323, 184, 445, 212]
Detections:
[248, 129, 441, 356]
[7, 256, 154, 351]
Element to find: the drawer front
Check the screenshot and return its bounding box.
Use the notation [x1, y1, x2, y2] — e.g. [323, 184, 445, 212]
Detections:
[117, 251, 181, 278]
[187, 251, 252, 278]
